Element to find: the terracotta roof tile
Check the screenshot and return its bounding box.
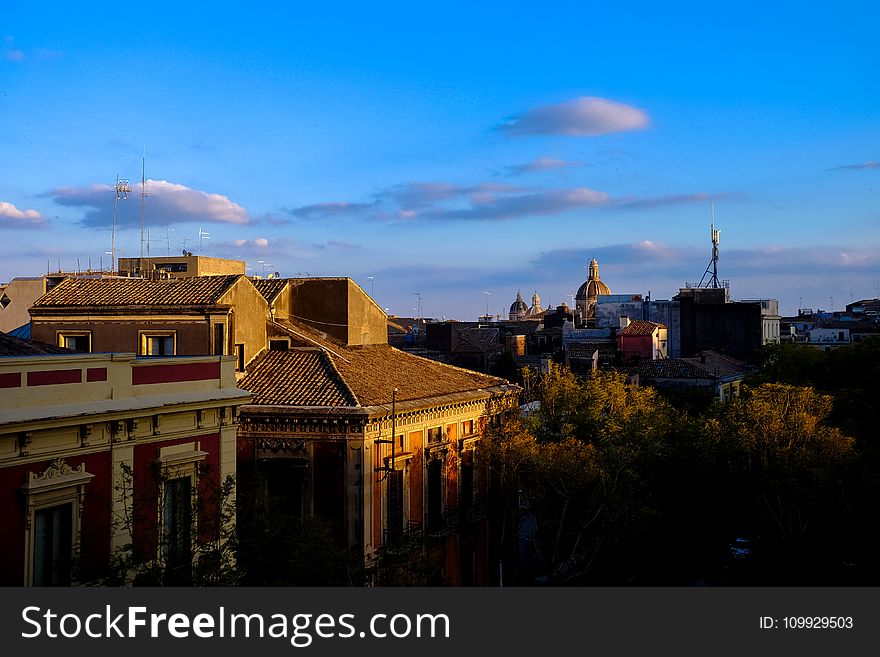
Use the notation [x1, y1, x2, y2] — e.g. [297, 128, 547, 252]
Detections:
[252, 278, 288, 303]
[244, 319, 511, 408]
[32, 275, 242, 309]
[239, 349, 358, 406]
[620, 320, 664, 336]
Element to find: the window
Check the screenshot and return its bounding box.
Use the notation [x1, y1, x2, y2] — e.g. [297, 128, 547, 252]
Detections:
[162, 477, 192, 582]
[461, 420, 474, 437]
[427, 426, 443, 444]
[156, 262, 188, 273]
[33, 504, 73, 587]
[386, 469, 404, 543]
[140, 332, 175, 356]
[213, 324, 225, 356]
[58, 332, 91, 352]
[157, 443, 207, 584]
[21, 458, 94, 586]
[269, 339, 289, 351]
[235, 344, 245, 371]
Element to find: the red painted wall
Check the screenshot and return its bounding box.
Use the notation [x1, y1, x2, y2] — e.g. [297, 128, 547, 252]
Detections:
[0, 451, 111, 586]
[131, 433, 221, 563]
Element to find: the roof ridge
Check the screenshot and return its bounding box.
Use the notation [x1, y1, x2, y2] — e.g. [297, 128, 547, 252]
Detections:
[319, 349, 360, 406]
[269, 319, 350, 363]
[387, 345, 506, 386]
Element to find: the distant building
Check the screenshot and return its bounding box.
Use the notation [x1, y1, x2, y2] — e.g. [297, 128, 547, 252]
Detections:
[527, 291, 544, 318]
[117, 255, 246, 279]
[676, 287, 779, 359]
[617, 318, 668, 362]
[508, 291, 528, 321]
[636, 349, 751, 402]
[575, 258, 611, 324]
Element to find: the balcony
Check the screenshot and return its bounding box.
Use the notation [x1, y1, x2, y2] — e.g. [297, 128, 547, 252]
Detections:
[461, 495, 488, 524]
[382, 520, 423, 554]
[426, 506, 458, 538]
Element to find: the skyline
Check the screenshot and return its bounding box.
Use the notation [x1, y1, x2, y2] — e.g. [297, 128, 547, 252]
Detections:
[1, 2, 878, 319]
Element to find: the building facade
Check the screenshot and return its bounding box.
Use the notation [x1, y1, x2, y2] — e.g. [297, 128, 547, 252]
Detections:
[0, 337, 249, 586]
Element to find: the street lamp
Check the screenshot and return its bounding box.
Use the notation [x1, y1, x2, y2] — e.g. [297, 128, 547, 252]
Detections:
[411, 292, 423, 320]
[482, 291, 492, 318]
[367, 276, 375, 298]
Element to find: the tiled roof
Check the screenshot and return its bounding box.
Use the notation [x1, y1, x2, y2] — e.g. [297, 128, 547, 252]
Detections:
[636, 351, 751, 380]
[238, 349, 357, 406]
[333, 344, 506, 406]
[680, 351, 751, 378]
[0, 332, 77, 356]
[252, 278, 288, 303]
[32, 275, 242, 309]
[636, 359, 707, 379]
[620, 320, 664, 336]
[244, 319, 511, 408]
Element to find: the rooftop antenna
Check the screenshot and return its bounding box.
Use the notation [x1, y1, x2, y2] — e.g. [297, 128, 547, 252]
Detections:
[139, 149, 150, 272]
[698, 204, 722, 288]
[111, 176, 131, 273]
[198, 227, 210, 254]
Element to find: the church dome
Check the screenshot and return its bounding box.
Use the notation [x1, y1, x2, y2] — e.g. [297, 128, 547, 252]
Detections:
[575, 258, 611, 300]
[527, 291, 544, 317]
[509, 290, 528, 315]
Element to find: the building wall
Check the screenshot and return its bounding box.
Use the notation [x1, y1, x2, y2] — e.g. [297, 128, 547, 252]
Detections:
[31, 318, 216, 355]
[0, 277, 46, 333]
[346, 280, 388, 346]
[0, 353, 247, 585]
[222, 278, 270, 366]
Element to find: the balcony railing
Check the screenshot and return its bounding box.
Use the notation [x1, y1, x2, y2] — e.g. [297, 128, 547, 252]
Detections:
[426, 506, 458, 538]
[461, 495, 488, 524]
[382, 520, 423, 554]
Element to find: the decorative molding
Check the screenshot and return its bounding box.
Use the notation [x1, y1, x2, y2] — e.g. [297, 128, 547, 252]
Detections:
[19, 432, 32, 457]
[80, 424, 92, 448]
[22, 458, 95, 493]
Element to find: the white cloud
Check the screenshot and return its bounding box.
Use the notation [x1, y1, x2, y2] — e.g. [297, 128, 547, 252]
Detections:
[51, 179, 250, 226]
[0, 201, 45, 228]
[499, 96, 650, 137]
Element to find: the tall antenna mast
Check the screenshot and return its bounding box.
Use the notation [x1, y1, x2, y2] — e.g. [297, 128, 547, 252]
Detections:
[111, 176, 131, 273]
[698, 203, 722, 288]
[139, 149, 149, 267]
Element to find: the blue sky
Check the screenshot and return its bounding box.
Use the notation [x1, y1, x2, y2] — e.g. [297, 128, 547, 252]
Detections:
[1, 1, 878, 319]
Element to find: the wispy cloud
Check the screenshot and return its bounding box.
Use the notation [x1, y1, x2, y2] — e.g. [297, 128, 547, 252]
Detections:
[828, 160, 879, 171]
[0, 201, 46, 228]
[415, 187, 610, 221]
[613, 192, 732, 210]
[504, 157, 586, 176]
[287, 179, 727, 224]
[498, 96, 650, 137]
[289, 201, 376, 220]
[50, 179, 250, 226]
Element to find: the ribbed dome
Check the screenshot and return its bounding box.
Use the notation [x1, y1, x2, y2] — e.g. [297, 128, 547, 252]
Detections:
[509, 290, 528, 314]
[575, 258, 611, 300]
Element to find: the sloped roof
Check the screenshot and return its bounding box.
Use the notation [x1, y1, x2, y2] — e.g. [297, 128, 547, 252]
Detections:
[32, 275, 242, 309]
[244, 318, 512, 409]
[0, 332, 77, 356]
[252, 278, 288, 303]
[680, 351, 751, 378]
[636, 350, 751, 380]
[620, 320, 665, 336]
[238, 348, 357, 406]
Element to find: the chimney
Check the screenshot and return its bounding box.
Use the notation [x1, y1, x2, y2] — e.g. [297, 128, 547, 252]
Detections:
[619, 316, 631, 329]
